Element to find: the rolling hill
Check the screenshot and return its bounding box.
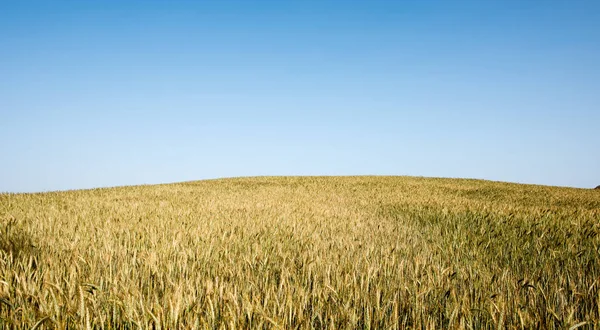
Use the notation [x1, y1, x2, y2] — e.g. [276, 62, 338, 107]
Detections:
[1, 176, 599, 328]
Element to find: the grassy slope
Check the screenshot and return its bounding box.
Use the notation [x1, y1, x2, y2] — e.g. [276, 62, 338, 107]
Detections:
[1, 176, 599, 329]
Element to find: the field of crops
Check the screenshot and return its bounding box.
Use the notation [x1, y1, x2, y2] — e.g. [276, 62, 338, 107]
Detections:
[1, 176, 599, 329]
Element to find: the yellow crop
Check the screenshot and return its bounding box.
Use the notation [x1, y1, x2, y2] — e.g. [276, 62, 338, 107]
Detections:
[1, 176, 599, 328]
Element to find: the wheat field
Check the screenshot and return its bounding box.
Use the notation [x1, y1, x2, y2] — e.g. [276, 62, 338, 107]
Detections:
[1, 176, 599, 329]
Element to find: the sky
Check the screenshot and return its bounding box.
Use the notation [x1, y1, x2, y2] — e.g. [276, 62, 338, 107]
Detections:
[1, 0, 599, 192]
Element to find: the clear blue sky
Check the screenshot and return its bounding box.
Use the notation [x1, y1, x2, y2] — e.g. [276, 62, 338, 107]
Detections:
[1, 1, 599, 192]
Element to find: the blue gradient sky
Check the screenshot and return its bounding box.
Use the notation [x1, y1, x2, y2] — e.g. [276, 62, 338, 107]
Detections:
[1, 1, 599, 192]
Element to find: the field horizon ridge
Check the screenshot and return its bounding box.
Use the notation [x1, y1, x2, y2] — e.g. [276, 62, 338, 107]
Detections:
[1, 176, 599, 328]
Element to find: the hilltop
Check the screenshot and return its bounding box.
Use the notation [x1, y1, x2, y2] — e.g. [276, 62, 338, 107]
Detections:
[1, 176, 599, 328]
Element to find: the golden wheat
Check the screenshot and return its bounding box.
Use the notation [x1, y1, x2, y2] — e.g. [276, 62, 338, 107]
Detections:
[1, 176, 599, 329]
